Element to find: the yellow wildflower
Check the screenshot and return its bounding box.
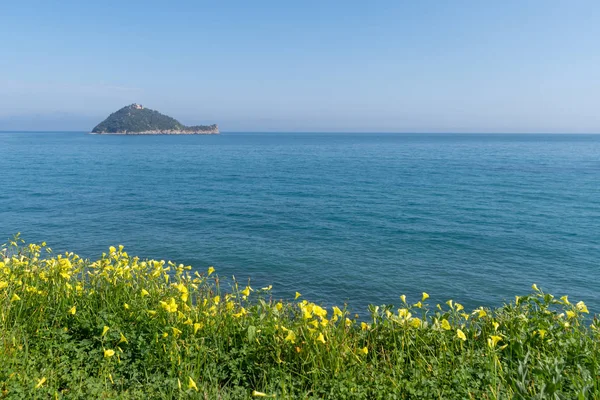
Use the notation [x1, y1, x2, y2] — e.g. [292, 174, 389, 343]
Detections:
[102, 326, 110, 336]
[68, 306, 76, 315]
[252, 391, 276, 397]
[532, 283, 539, 292]
[317, 333, 326, 344]
[141, 289, 149, 297]
[560, 295, 569, 304]
[493, 322, 500, 331]
[476, 308, 487, 318]
[515, 296, 520, 305]
[0, 281, 8, 290]
[124, 303, 130, 310]
[361, 322, 369, 331]
[446, 299, 453, 309]
[175, 283, 189, 302]
[295, 292, 301, 300]
[194, 323, 203, 334]
[172, 327, 182, 336]
[360, 346, 368, 355]
[162, 332, 169, 338]
[576, 301, 589, 314]
[10, 293, 20, 302]
[261, 285, 272, 291]
[333, 306, 343, 318]
[109, 246, 116, 254]
[456, 329, 466, 341]
[207, 266, 215, 276]
[275, 302, 283, 311]
[104, 349, 115, 358]
[487, 335, 502, 348]
[441, 319, 451, 331]
[284, 330, 296, 343]
[313, 305, 327, 318]
[188, 376, 198, 391]
[410, 318, 422, 328]
[566, 310, 576, 319]
[455, 303, 464, 311]
[159, 297, 178, 313]
[213, 295, 220, 305]
[35, 377, 47, 389]
[119, 332, 128, 344]
[232, 307, 247, 318]
[421, 292, 429, 301]
[400, 294, 406, 303]
[537, 329, 547, 339]
[414, 301, 423, 308]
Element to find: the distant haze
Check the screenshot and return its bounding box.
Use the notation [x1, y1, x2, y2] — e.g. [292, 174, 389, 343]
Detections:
[1, 1, 599, 133]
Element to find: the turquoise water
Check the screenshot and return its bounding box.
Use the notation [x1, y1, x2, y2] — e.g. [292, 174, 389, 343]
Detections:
[1, 132, 599, 314]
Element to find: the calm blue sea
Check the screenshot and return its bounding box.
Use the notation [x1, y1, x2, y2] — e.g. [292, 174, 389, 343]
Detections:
[1, 132, 599, 314]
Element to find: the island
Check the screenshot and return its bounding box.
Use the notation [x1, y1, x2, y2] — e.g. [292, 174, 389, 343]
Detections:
[90, 104, 219, 134]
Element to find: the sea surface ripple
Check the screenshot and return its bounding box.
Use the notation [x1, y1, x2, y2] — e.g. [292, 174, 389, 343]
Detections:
[1, 132, 599, 314]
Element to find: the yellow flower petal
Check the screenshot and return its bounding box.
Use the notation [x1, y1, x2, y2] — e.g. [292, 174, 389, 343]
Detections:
[441, 319, 451, 331]
[487, 335, 502, 348]
[421, 292, 429, 302]
[207, 266, 215, 276]
[102, 326, 110, 336]
[68, 306, 76, 315]
[576, 301, 589, 314]
[35, 377, 47, 389]
[104, 349, 115, 358]
[188, 376, 198, 391]
[285, 330, 296, 343]
[295, 292, 301, 300]
[317, 333, 326, 344]
[456, 329, 467, 341]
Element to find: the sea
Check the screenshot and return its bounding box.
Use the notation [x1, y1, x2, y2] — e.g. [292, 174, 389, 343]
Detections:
[1, 131, 599, 315]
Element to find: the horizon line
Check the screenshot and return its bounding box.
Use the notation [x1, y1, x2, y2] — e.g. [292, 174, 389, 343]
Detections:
[1, 130, 600, 135]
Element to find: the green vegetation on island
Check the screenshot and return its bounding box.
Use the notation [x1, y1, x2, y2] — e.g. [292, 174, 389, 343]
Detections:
[1, 237, 599, 399]
[91, 104, 219, 134]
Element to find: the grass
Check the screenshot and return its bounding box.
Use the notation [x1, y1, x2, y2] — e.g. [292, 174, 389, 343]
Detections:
[1, 235, 599, 399]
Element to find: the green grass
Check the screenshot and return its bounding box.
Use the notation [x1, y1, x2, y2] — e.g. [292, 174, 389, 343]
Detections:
[1, 235, 599, 399]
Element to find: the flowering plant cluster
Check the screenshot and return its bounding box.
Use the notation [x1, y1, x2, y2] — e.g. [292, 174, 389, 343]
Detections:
[1, 236, 599, 398]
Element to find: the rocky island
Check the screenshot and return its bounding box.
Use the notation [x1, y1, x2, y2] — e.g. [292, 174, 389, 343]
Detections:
[91, 104, 219, 134]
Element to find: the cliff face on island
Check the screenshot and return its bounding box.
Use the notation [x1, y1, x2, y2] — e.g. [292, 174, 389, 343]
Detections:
[91, 104, 219, 135]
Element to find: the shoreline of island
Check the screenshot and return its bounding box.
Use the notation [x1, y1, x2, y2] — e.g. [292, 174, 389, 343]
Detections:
[91, 127, 219, 135]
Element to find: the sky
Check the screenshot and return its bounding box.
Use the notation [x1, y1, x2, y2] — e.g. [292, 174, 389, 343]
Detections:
[0, 0, 599, 133]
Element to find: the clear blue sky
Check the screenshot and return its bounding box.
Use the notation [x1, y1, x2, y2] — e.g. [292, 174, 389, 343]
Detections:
[1, 0, 599, 132]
